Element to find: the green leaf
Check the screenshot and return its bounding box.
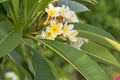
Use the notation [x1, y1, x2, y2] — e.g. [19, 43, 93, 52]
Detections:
[74, 23, 115, 40]
[56, 0, 89, 13]
[0, 30, 22, 57]
[11, 0, 19, 24]
[77, 30, 120, 52]
[81, 41, 120, 67]
[0, 21, 11, 40]
[25, 34, 109, 80]
[40, 40, 109, 80]
[27, 46, 57, 80]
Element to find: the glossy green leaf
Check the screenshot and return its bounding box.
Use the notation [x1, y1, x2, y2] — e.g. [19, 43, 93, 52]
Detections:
[74, 23, 115, 40]
[40, 40, 109, 80]
[81, 41, 120, 67]
[57, 0, 89, 13]
[27, 46, 56, 80]
[77, 30, 120, 52]
[0, 30, 22, 57]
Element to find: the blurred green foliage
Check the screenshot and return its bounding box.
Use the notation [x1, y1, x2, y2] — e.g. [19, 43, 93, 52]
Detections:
[79, 0, 120, 41]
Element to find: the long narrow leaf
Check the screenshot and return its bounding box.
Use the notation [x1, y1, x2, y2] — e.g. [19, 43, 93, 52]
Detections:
[77, 30, 120, 52]
[74, 23, 115, 40]
[81, 41, 120, 67]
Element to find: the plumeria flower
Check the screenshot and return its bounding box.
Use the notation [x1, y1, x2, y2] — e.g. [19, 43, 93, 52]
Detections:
[60, 5, 71, 19]
[45, 31, 56, 40]
[35, 31, 46, 45]
[62, 23, 74, 37]
[45, 4, 61, 17]
[70, 37, 88, 50]
[67, 30, 78, 42]
[35, 31, 46, 39]
[46, 20, 63, 36]
[67, 11, 79, 23]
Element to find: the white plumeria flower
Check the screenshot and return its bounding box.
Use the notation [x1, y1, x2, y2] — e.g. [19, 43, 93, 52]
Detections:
[45, 4, 61, 17]
[45, 31, 56, 40]
[67, 30, 78, 42]
[60, 5, 71, 19]
[67, 11, 79, 23]
[46, 20, 63, 36]
[70, 37, 88, 50]
[35, 31, 46, 39]
[35, 32, 46, 45]
[62, 23, 74, 37]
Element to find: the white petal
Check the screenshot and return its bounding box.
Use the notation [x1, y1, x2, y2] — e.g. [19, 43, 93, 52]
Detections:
[35, 35, 41, 38]
[68, 24, 74, 30]
[67, 35, 77, 42]
[71, 30, 78, 36]
[40, 31, 46, 39]
[48, 4, 54, 10]
[57, 23, 63, 29]
[45, 8, 48, 12]
[46, 27, 51, 32]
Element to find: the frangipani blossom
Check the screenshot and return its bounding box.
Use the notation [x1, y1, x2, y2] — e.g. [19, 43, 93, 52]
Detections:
[36, 3, 87, 48]
[35, 31, 46, 39]
[45, 31, 56, 40]
[45, 4, 61, 17]
[67, 30, 78, 42]
[62, 23, 74, 37]
[60, 5, 71, 19]
[70, 37, 88, 50]
[67, 11, 79, 23]
[46, 20, 63, 36]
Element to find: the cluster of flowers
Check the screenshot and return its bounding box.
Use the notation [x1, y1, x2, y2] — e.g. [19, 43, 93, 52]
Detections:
[36, 4, 88, 49]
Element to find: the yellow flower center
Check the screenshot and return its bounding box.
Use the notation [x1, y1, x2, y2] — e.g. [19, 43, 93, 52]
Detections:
[70, 32, 75, 37]
[50, 24, 61, 35]
[63, 26, 69, 34]
[46, 32, 52, 39]
[48, 9, 57, 17]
